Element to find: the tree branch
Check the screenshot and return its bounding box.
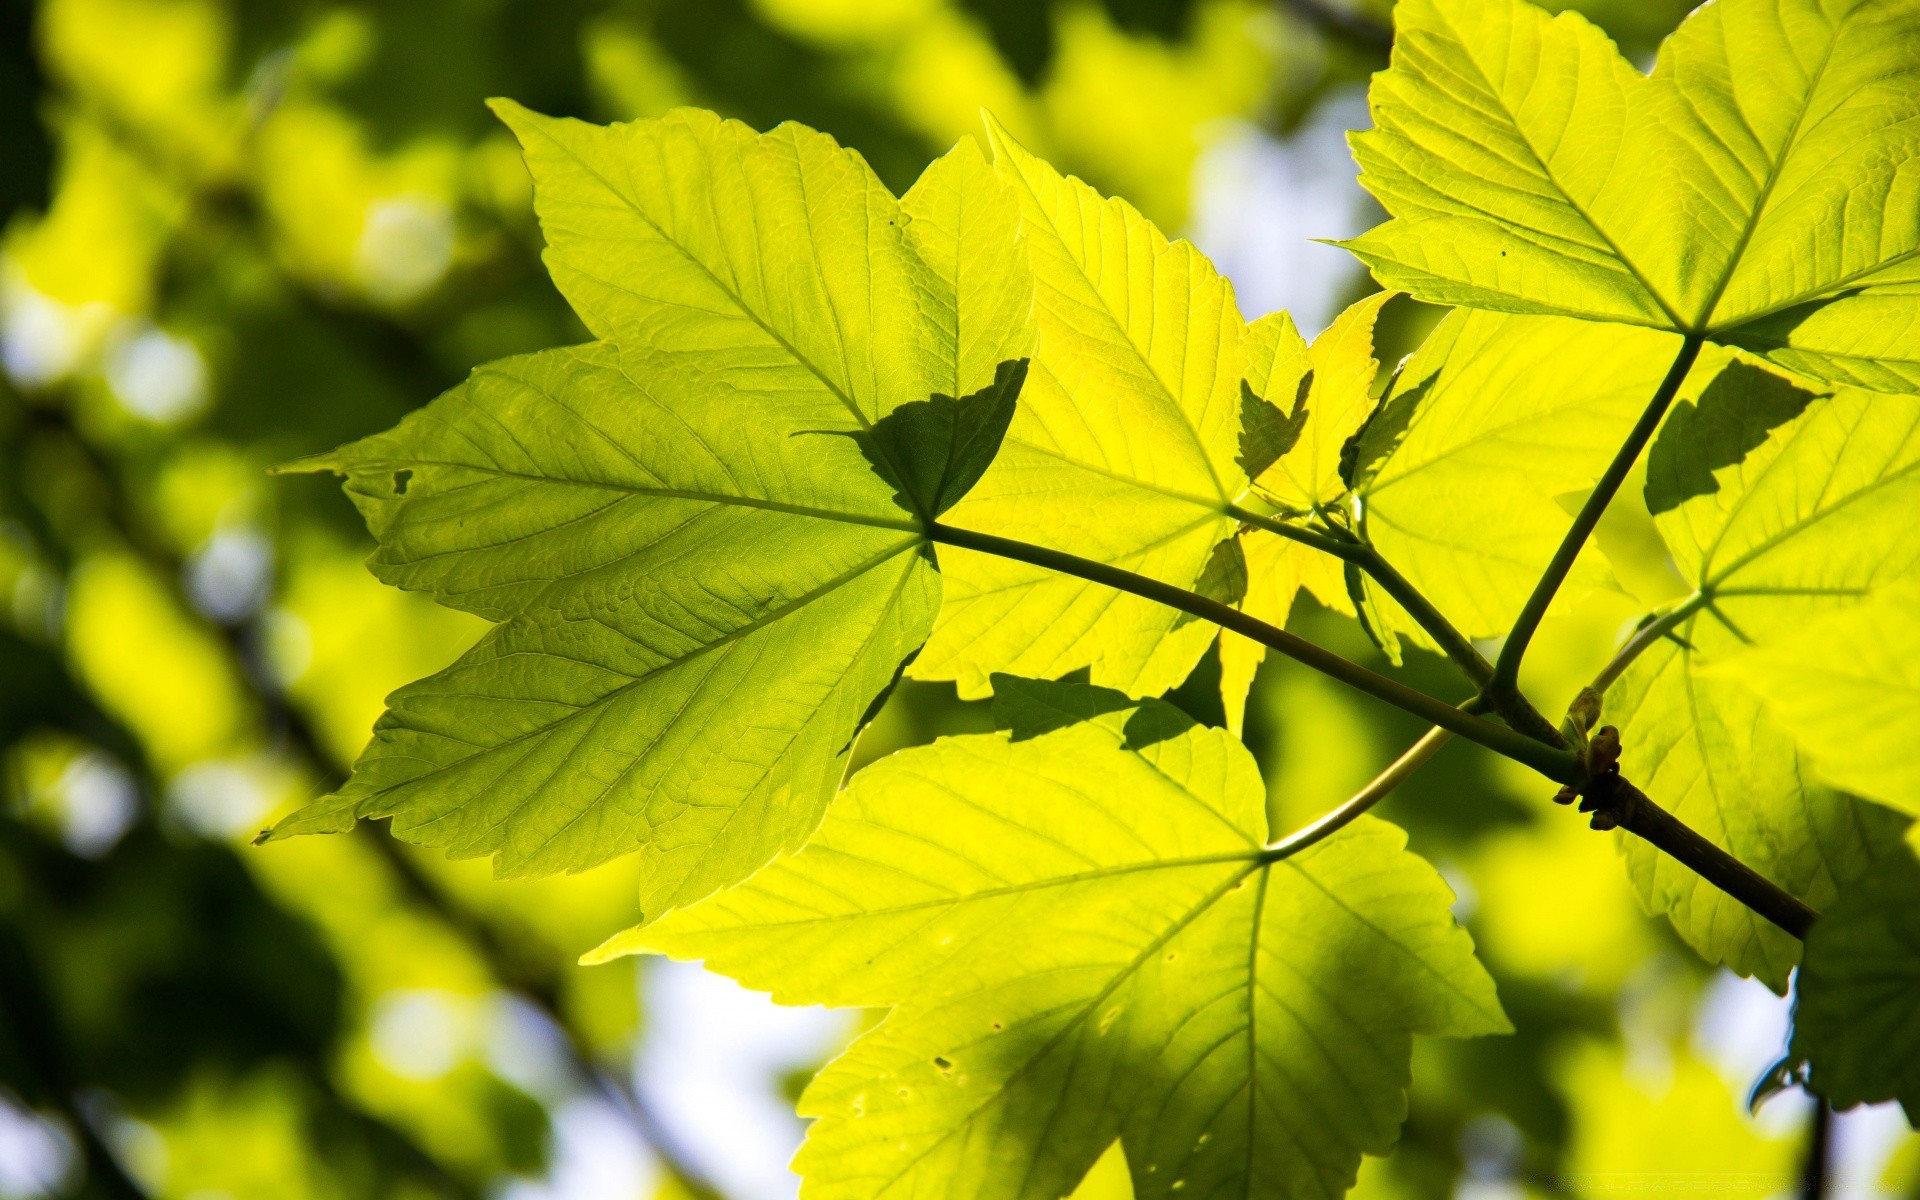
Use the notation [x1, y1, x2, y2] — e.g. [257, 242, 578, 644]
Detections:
[929, 521, 1582, 782]
[932, 519, 1824, 940]
[1568, 762, 1817, 939]
[1490, 335, 1704, 703]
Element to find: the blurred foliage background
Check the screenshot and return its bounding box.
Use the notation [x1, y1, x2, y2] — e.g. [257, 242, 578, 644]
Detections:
[2, 0, 1917, 1196]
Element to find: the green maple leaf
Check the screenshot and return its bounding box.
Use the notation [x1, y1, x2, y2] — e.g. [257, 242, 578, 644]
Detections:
[1603, 369, 1920, 988]
[911, 116, 1248, 701]
[1791, 839, 1920, 1122]
[603, 681, 1509, 1200]
[1715, 581, 1920, 818]
[1219, 295, 1392, 731]
[262, 109, 1028, 920]
[1347, 0, 1920, 393]
[1355, 311, 1684, 639]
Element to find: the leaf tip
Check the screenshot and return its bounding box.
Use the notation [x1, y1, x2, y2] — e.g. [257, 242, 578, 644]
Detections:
[267, 451, 343, 477]
[581, 924, 654, 965]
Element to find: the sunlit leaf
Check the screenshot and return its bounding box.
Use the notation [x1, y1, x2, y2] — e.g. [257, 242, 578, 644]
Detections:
[1247, 292, 1393, 513]
[1357, 311, 1679, 639]
[1605, 373, 1920, 988]
[1218, 530, 1346, 736]
[1347, 0, 1920, 392]
[911, 115, 1245, 700]
[609, 684, 1508, 1200]
[1715, 581, 1920, 817]
[266, 107, 1028, 920]
[263, 346, 941, 919]
[1217, 296, 1391, 730]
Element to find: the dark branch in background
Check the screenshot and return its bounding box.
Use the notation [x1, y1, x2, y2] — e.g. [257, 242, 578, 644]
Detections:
[1799, 1101, 1832, 1200]
[20, 344, 723, 1200]
[1274, 0, 1394, 51]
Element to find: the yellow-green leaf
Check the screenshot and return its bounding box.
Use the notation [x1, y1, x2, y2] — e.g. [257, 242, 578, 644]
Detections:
[911, 115, 1246, 699]
[607, 685, 1508, 1200]
[1716, 581, 1920, 818]
[1357, 311, 1681, 639]
[267, 108, 1029, 922]
[1348, 0, 1920, 392]
[1604, 372, 1920, 987]
[1248, 292, 1393, 513]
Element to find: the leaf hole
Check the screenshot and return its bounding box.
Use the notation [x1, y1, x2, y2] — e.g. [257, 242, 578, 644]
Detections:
[392, 468, 412, 495]
[932, 1056, 952, 1072]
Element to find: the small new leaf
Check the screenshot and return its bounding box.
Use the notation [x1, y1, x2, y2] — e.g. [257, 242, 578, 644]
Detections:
[1246, 293, 1393, 512]
[1237, 376, 1310, 483]
[605, 686, 1508, 1200]
[861, 358, 1030, 520]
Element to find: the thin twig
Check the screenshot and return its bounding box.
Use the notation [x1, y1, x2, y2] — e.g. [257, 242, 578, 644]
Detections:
[1226, 505, 1568, 747]
[930, 521, 1583, 782]
[1589, 592, 1708, 695]
[1263, 724, 1455, 860]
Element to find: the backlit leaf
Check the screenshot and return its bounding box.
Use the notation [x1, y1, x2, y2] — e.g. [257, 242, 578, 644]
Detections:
[1347, 0, 1920, 392]
[1248, 292, 1393, 513]
[266, 107, 1028, 921]
[265, 346, 941, 919]
[1217, 297, 1390, 730]
[1604, 373, 1920, 987]
[1715, 582, 1920, 817]
[608, 686, 1508, 1200]
[911, 115, 1246, 700]
[1357, 311, 1680, 639]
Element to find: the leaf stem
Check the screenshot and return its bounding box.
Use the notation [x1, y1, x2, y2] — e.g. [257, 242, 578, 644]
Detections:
[1227, 504, 1567, 745]
[928, 521, 1582, 783]
[1490, 335, 1704, 703]
[1589, 591, 1708, 694]
[1263, 721, 1459, 861]
[1228, 505, 1490, 678]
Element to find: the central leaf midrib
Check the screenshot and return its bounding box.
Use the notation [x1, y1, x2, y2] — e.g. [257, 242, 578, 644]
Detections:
[350, 536, 924, 809]
[1694, 15, 1847, 331]
[359, 456, 923, 535]
[1432, 3, 1686, 329]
